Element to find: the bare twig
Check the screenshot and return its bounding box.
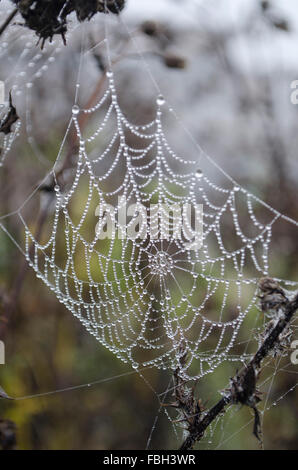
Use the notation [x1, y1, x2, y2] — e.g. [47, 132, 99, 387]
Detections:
[178, 278, 298, 450]
[0, 8, 17, 37]
[55, 70, 107, 182]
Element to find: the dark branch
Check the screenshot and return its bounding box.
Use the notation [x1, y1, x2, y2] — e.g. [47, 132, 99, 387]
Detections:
[179, 278, 298, 450]
[0, 8, 18, 37]
[9, 1, 126, 48]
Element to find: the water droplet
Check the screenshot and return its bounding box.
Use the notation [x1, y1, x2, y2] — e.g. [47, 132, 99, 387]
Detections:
[72, 105, 80, 115]
[156, 94, 165, 106]
[196, 169, 203, 179]
[106, 70, 113, 78]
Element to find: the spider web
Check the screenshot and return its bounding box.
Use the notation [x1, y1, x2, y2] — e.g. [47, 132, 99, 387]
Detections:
[0, 0, 298, 380]
[0, 0, 298, 449]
